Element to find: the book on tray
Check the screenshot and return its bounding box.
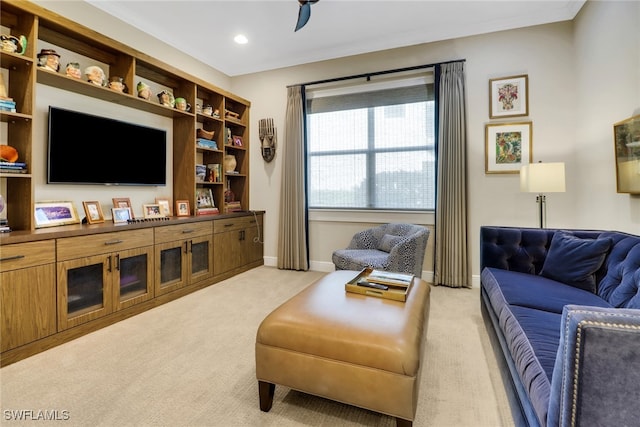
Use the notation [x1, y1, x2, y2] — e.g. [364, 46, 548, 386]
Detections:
[364, 269, 414, 287]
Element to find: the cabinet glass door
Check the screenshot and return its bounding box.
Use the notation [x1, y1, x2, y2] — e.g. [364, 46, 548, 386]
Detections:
[155, 241, 187, 296]
[57, 254, 111, 330]
[190, 235, 213, 284]
[116, 246, 154, 310]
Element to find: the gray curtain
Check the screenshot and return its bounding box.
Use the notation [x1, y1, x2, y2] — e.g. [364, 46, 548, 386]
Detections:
[434, 62, 469, 288]
[277, 86, 309, 270]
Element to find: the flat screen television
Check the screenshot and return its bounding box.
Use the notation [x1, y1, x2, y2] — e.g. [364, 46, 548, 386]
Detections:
[47, 106, 167, 186]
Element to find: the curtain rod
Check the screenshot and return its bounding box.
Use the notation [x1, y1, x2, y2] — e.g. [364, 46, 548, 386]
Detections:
[287, 58, 465, 88]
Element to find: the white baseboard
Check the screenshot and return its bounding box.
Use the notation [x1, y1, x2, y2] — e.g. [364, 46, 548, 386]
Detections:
[263, 257, 479, 288]
[264, 257, 434, 282]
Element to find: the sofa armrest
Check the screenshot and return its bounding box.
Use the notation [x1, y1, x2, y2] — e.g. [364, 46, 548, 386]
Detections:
[548, 305, 640, 427]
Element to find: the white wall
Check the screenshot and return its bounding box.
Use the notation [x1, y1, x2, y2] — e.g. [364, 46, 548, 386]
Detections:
[232, 0, 640, 282]
[27, 1, 639, 283]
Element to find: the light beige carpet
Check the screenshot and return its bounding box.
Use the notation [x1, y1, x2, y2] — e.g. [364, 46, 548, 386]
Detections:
[0, 266, 513, 426]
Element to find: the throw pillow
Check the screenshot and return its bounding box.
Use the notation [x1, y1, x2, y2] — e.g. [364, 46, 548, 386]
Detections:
[539, 231, 612, 293]
[378, 234, 403, 253]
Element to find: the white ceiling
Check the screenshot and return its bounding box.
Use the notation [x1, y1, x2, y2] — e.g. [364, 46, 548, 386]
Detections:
[87, 0, 586, 77]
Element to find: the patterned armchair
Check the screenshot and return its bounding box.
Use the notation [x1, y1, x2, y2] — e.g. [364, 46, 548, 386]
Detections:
[332, 223, 430, 277]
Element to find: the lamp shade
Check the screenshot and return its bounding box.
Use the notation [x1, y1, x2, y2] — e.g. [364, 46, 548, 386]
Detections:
[520, 162, 566, 193]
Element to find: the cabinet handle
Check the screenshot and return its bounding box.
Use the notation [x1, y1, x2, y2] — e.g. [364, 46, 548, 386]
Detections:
[105, 239, 124, 245]
[107, 255, 112, 272]
[184, 241, 189, 254]
[0, 255, 26, 262]
[224, 223, 234, 228]
[115, 254, 120, 271]
[182, 229, 195, 234]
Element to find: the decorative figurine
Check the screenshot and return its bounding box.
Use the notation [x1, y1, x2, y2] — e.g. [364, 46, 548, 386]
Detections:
[84, 65, 106, 86]
[37, 49, 60, 72]
[203, 105, 213, 116]
[157, 90, 175, 107]
[137, 81, 151, 100]
[108, 76, 126, 93]
[65, 62, 81, 79]
[174, 97, 191, 112]
[1, 34, 27, 55]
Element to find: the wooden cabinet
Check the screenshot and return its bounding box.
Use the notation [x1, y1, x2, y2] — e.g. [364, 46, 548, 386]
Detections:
[213, 213, 263, 276]
[0, 241, 56, 352]
[154, 221, 213, 296]
[56, 229, 154, 330]
[0, 212, 263, 366]
[0, 0, 250, 230]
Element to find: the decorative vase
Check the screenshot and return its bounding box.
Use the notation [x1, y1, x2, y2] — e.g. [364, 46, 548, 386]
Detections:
[224, 154, 236, 173]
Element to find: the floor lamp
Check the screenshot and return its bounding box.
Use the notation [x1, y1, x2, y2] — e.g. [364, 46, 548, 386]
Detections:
[520, 162, 566, 228]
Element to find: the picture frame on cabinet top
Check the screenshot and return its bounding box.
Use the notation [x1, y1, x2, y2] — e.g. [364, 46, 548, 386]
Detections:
[82, 201, 104, 224]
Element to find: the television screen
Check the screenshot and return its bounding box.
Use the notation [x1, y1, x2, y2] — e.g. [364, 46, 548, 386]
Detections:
[47, 106, 167, 186]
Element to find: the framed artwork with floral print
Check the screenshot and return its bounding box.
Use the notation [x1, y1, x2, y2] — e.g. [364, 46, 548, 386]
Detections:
[485, 121, 532, 174]
[489, 74, 529, 119]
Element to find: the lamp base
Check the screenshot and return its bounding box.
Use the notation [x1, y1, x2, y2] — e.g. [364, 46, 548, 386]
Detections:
[536, 193, 547, 228]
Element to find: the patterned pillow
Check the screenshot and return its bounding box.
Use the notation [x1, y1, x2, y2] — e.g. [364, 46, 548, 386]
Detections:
[378, 234, 403, 253]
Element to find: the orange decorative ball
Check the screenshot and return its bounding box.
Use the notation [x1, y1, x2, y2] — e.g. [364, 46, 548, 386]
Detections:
[0, 145, 18, 163]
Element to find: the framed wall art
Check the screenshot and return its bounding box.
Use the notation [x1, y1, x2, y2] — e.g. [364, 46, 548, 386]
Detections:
[82, 200, 105, 224]
[232, 135, 243, 147]
[489, 74, 529, 119]
[34, 201, 80, 228]
[176, 200, 190, 217]
[112, 207, 132, 224]
[613, 114, 640, 194]
[485, 121, 532, 174]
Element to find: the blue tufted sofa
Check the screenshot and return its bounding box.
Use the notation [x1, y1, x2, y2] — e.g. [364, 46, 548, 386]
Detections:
[480, 226, 640, 427]
[332, 223, 429, 277]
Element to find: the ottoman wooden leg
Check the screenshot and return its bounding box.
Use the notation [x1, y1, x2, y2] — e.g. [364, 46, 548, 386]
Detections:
[396, 417, 412, 427]
[258, 381, 275, 412]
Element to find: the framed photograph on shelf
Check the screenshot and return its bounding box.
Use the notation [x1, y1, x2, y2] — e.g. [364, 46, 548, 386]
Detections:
[34, 201, 80, 228]
[176, 200, 190, 217]
[613, 114, 640, 194]
[112, 197, 133, 216]
[195, 188, 215, 209]
[232, 135, 243, 147]
[485, 121, 532, 174]
[155, 197, 172, 216]
[489, 74, 529, 119]
[143, 204, 163, 219]
[82, 201, 105, 224]
[112, 207, 132, 224]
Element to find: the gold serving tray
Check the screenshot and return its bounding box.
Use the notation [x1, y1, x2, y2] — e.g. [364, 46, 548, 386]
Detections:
[345, 267, 414, 302]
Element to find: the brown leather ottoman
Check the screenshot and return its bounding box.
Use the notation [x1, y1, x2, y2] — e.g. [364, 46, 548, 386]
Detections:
[255, 270, 430, 427]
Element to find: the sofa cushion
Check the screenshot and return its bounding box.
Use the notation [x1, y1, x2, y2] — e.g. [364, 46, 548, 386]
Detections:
[377, 234, 403, 253]
[539, 232, 612, 292]
[482, 268, 612, 315]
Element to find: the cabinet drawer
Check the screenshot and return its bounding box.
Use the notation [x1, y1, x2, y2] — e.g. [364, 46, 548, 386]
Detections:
[0, 240, 56, 273]
[57, 229, 153, 261]
[214, 214, 262, 234]
[154, 221, 212, 244]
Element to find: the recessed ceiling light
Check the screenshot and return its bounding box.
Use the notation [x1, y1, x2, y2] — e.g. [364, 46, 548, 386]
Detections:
[234, 34, 248, 45]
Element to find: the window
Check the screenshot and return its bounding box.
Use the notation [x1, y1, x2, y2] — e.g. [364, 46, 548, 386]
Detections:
[306, 74, 435, 211]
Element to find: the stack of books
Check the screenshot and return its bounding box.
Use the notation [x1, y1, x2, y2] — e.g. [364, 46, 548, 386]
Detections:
[0, 219, 10, 233]
[196, 207, 219, 215]
[196, 138, 218, 150]
[0, 97, 16, 113]
[0, 161, 27, 174]
[225, 201, 242, 213]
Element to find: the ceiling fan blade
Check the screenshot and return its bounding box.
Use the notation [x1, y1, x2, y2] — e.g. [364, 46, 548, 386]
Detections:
[295, 2, 312, 32]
